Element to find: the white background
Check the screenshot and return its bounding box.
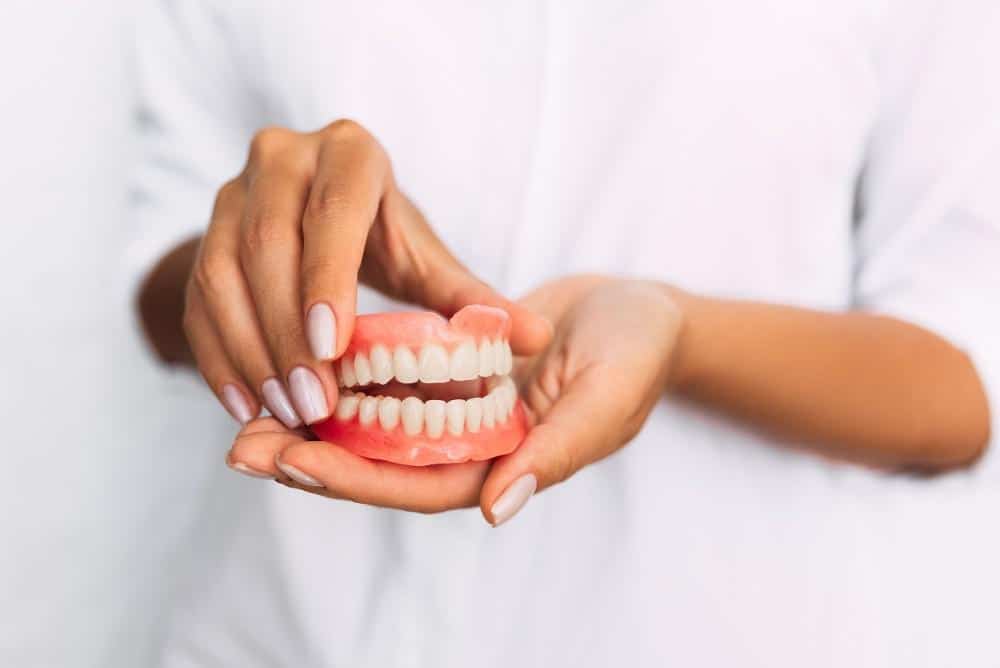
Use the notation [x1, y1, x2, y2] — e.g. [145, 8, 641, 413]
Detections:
[0, 2, 224, 665]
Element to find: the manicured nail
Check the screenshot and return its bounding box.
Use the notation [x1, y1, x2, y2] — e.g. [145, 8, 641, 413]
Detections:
[229, 461, 274, 480]
[289, 366, 329, 424]
[221, 384, 255, 424]
[276, 460, 323, 487]
[262, 378, 302, 428]
[490, 473, 537, 527]
[306, 303, 337, 360]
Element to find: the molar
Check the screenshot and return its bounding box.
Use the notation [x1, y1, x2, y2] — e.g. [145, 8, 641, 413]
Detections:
[418, 344, 450, 383]
[424, 399, 446, 438]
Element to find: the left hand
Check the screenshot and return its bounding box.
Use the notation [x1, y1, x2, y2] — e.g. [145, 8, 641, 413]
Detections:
[226, 276, 684, 525]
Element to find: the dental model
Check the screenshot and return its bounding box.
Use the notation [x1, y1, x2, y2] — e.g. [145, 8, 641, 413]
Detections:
[312, 305, 527, 466]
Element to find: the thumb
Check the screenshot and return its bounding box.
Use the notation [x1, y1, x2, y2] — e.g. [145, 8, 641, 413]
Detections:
[479, 369, 621, 526]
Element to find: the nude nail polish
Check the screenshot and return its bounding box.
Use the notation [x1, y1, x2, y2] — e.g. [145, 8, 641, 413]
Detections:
[262, 378, 302, 428]
[289, 366, 329, 424]
[306, 303, 337, 360]
[230, 461, 274, 480]
[490, 473, 537, 527]
[276, 460, 323, 487]
[221, 384, 255, 424]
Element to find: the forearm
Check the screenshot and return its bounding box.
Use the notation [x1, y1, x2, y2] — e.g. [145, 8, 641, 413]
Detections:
[135, 236, 200, 365]
[667, 290, 991, 472]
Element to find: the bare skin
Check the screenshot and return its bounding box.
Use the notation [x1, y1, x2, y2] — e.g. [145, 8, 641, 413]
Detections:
[138, 120, 991, 525]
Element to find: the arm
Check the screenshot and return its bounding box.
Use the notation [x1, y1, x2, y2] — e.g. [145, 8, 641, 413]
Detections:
[669, 291, 990, 471]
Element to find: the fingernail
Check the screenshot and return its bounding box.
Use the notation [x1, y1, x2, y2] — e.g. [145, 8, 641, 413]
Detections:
[306, 302, 337, 360]
[490, 473, 537, 527]
[262, 378, 302, 428]
[288, 366, 329, 424]
[221, 384, 255, 424]
[229, 461, 274, 480]
[276, 459, 323, 487]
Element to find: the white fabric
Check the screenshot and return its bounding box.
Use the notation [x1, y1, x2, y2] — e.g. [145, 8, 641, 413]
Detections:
[130, 1, 1000, 666]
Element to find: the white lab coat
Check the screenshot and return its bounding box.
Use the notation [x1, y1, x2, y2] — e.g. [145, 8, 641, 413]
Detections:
[129, 2, 1000, 666]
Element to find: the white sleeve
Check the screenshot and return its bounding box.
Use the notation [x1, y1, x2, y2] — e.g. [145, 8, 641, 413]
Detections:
[854, 0, 1000, 477]
[125, 0, 262, 294]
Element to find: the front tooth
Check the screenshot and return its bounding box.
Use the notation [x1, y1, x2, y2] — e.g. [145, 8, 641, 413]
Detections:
[369, 344, 393, 384]
[418, 344, 450, 383]
[424, 400, 446, 438]
[335, 394, 360, 421]
[358, 395, 378, 426]
[353, 352, 373, 385]
[401, 397, 424, 436]
[446, 399, 466, 436]
[492, 340, 505, 375]
[393, 346, 419, 383]
[465, 397, 483, 433]
[449, 341, 479, 381]
[378, 397, 401, 431]
[339, 356, 358, 387]
[478, 340, 494, 377]
[481, 394, 496, 429]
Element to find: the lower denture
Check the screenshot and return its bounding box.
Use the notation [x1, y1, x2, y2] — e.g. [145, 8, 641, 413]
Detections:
[312, 305, 527, 466]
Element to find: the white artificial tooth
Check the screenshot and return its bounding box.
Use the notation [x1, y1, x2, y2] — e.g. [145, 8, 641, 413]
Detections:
[465, 397, 483, 433]
[358, 395, 378, 426]
[424, 399, 446, 438]
[353, 352, 373, 386]
[369, 344, 394, 384]
[501, 341, 514, 375]
[446, 399, 466, 436]
[478, 339, 494, 377]
[401, 397, 424, 436]
[499, 389, 512, 423]
[481, 394, 496, 429]
[393, 346, 419, 384]
[492, 339, 505, 375]
[335, 394, 359, 421]
[339, 356, 358, 387]
[378, 397, 401, 431]
[418, 344, 450, 383]
[449, 341, 479, 381]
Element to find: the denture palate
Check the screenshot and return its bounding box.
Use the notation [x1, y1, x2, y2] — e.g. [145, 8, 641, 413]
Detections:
[333, 340, 516, 439]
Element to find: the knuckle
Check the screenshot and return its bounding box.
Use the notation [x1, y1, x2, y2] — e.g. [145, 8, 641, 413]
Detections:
[192, 250, 236, 299]
[321, 118, 369, 143]
[248, 126, 295, 162]
[306, 186, 353, 223]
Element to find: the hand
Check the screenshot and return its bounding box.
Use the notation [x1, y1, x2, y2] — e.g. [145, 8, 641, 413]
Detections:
[226, 276, 684, 525]
[182, 120, 551, 428]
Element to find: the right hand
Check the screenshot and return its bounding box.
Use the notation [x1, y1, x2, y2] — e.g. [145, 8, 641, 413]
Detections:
[184, 120, 552, 428]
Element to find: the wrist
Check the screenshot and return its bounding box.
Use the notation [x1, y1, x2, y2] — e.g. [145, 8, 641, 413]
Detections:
[654, 283, 704, 394]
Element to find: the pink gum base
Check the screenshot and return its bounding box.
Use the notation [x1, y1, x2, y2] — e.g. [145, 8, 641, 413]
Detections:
[312, 401, 528, 466]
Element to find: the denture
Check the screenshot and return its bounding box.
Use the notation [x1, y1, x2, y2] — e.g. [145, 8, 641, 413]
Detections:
[312, 305, 527, 466]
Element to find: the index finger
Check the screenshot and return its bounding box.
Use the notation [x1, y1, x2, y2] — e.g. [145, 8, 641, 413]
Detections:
[300, 120, 389, 361]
